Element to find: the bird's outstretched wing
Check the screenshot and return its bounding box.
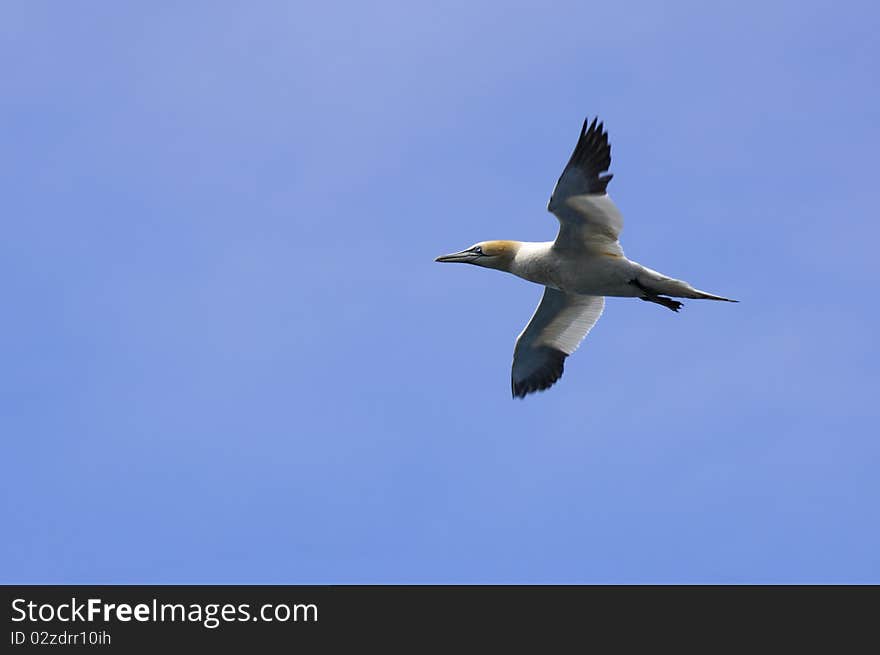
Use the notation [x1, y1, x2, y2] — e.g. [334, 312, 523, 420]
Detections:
[548, 118, 624, 252]
[511, 287, 604, 398]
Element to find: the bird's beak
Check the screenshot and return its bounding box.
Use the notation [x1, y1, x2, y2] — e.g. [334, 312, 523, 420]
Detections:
[435, 249, 477, 263]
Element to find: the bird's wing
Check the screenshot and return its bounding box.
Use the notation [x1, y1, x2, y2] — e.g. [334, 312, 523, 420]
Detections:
[511, 287, 604, 398]
[547, 118, 624, 253]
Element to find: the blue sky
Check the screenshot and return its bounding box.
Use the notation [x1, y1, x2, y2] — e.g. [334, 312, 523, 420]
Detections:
[2, 1, 878, 583]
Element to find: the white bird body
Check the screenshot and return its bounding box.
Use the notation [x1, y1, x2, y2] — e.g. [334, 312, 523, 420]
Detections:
[510, 240, 721, 299]
[510, 240, 634, 296]
[436, 117, 736, 398]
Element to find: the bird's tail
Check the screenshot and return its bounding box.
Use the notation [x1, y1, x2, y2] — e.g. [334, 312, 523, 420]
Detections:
[636, 268, 738, 302]
[687, 289, 738, 302]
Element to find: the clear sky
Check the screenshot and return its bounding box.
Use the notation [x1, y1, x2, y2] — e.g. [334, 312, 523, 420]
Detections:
[2, 1, 878, 583]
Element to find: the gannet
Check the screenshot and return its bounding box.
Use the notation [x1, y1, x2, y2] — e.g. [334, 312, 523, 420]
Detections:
[436, 117, 737, 398]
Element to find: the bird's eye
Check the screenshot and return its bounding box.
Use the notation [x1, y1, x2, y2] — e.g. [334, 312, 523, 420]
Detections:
[473, 246, 483, 254]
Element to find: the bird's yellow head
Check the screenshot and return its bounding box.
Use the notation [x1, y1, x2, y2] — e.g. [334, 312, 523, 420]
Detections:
[434, 240, 520, 270]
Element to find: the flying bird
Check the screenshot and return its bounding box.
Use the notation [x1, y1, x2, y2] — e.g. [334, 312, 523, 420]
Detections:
[436, 117, 736, 398]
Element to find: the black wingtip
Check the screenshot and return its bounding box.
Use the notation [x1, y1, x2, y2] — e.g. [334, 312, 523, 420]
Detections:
[581, 116, 604, 135]
[511, 349, 566, 399]
[559, 115, 613, 194]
